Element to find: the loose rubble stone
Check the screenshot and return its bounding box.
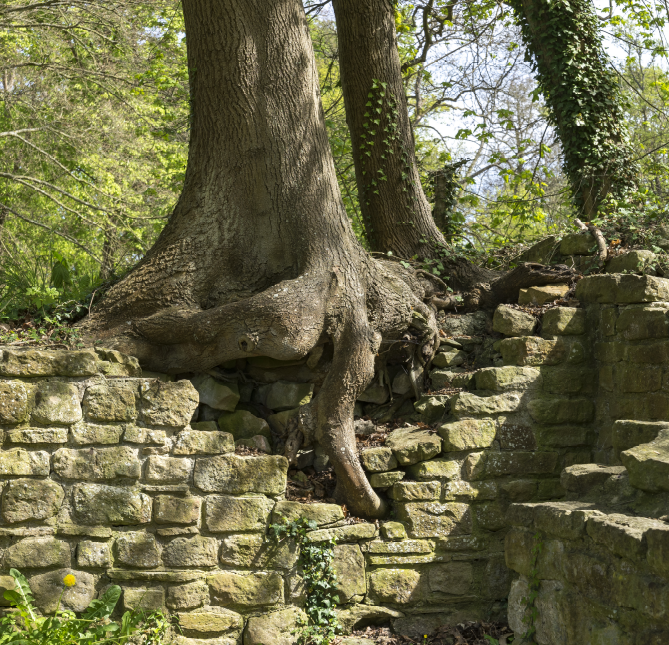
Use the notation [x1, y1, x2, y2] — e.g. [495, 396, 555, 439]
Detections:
[208, 571, 284, 608]
[385, 426, 442, 466]
[493, 305, 536, 337]
[606, 249, 656, 274]
[475, 366, 541, 391]
[243, 607, 306, 645]
[154, 496, 201, 525]
[621, 436, 669, 492]
[368, 569, 421, 604]
[6, 427, 68, 443]
[173, 430, 235, 455]
[439, 311, 490, 336]
[267, 408, 299, 434]
[140, 380, 199, 427]
[217, 410, 271, 441]
[414, 395, 450, 422]
[432, 349, 468, 368]
[30, 569, 95, 613]
[83, 383, 137, 422]
[163, 535, 219, 567]
[166, 580, 209, 610]
[0, 381, 28, 423]
[257, 381, 313, 411]
[205, 495, 274, 532]
[272, 501, 343, 526]
[146, 456, 193, 483]
[518, 284, 569, 306]
[53, 446, 141, 480]
[179, 607, 244, 637]
[396, 502, 472, 538]
[77, 540, 110, 568]
[542, 307, 586, 336]
[32, 382, 82, 425]
[431, 368, 473, 389]
[115, 532, 162, 568]
[392, 371, 412, 395]
[0, 449, 50, 476]
[71, 423, 124, 445]
[191, 375, 240, 411]
[560, 232, 594, 255]
[4, 536, 71, 569]
[612, 419, 669, 456]
[439, 419, 496, 452]
[2, 478, 64, 523]
[360, 447, 397, 473]
[71, 483, 152, 525]
[194, 455, 288, 495]
[358, 383, 389, 405]
[235, 435, 271, 454]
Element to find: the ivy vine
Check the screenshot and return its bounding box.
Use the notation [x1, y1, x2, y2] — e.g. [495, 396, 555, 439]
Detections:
[508, 0, 640, 216]
[270, 517, 342, 645]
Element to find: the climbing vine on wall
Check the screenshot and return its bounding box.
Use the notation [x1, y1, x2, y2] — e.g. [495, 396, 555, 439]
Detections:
[508, 0, 640, 216]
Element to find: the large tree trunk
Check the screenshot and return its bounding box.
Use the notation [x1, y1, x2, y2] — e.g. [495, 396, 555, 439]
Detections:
[509, 0, 639, 216]
[332, 0, 446, 257]
[80, 0, 440, 519]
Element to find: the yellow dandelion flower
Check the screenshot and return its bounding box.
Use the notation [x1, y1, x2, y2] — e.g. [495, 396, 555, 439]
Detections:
[63, 574, 76, 587]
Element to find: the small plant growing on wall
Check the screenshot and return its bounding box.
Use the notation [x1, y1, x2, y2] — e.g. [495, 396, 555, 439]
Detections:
[0, 568, 171, 644]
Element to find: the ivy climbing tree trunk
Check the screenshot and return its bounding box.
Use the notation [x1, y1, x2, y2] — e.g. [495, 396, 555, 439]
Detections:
[79, 0, 445, 519]
[332, 0, 446, 258]
[509, 0, 639, 216]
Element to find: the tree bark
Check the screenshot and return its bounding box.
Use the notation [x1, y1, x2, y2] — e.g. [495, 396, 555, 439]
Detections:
[332, 0, 446, 257]
[80, 0, 440, 519]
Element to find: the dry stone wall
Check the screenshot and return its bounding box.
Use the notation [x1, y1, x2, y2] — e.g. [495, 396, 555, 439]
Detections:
[3, 272, 669, 644]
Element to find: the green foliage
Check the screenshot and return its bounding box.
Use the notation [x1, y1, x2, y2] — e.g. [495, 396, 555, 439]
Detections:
[508, 0, 640, 215]
[270, 518, 341, 645]
[0, 569, 171, 645]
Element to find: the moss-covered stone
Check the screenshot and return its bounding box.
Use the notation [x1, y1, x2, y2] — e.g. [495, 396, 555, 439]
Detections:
[115, 532, 162, 568]
[616, 304, 669, 341]
[534, 425, 589, 448]
[439, 418, 496, 452]
[257, 381, 313, 411]
[123, 587, 165, 611]
[428, 561, 472, 595]
[612, 420, 669, 457]
[396, 501, 472, 538]
[83, 383, 137, 422]
[527, 396, 595, 424]
[243, 606, 306, 645]
[413, 395, 450, 422]
[53, 446, 141, 480]
[154, 496, 201, 525]
[576, 273, 669, 304]
[173, 429, 235, 455]
[272, 501, 343, 526]
[388, 481, 440, 502]
[430, 368, 473, 389]
[178, 607, 243, 637]
[358, 382, 389, 405]
[451, 391, 523, 416]
[32, 382, 82, 425]
[194, 454, 288, 495]
[219, 533, 298, 570]
[561, 232, 594, 255]
[385, 426, 442, 465]
[0, 349, 98, 377]
[30, 569, 95, 613]
[0, 449, 50, 476]
[140, 380, 199, 427]
[0, 381, 27, 423]
[205, 495, 274, 532]
[621, 436, 669, 492]
[380, 522, 407, 540]
[369, 471, 405, 488]
[542, 307, 586, 336]
[499, 337, 565, 366]
[407, 458, 460, 481]
[2, 478, 64, 523]
[6, 427, 68, 443]
[367, 568, 421, 604]
[307, 524, 378, 543]
[217, 410, 271, 441]
[145, 456, 193, 483]
[76, 541, 110, 568]
[360, 447, 397, 473]
[208, 571, 284, 609]
[4, 536, 71, 569]
[71, 483, 152, 525]
[475, 366, 541, 391]
[163, 535, 218, 567]
[166, 580, 209, 611]
[191, 375, 240, 412]
[464, 451, 558, 480]
[266, 408, 299, 433]
[332, 544, 365, 602]
[493, 305, 536, 337]
[70, 423, 124, 445]
[432, 349, 468, 368]
[519, 284, 569, 306]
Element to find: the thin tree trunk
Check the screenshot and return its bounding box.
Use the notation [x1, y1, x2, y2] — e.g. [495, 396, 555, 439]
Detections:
[332, 0, 445, 257]
[81, 0, 442, 518]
